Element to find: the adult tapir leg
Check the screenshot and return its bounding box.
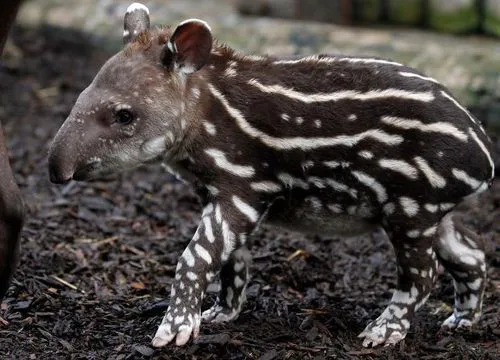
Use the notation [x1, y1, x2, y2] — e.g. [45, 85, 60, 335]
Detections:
[0, 0, 21, 53]
[0, 0, 24, 300]
[0, 128, 24, 299]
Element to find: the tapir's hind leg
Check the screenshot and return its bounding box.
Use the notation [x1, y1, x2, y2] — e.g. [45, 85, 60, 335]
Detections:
[434, 213, 487, 328]
[359, 225, 439, 347]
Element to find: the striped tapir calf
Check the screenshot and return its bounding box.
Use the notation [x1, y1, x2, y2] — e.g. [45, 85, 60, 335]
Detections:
[47, 3, 495, 348]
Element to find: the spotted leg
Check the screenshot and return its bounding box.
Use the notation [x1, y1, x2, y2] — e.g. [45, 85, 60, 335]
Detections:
[152, 196, 263, 347]
[435, 213, 486, 329]
[202, 246, 251, 322]
[359, 224, 439, 347]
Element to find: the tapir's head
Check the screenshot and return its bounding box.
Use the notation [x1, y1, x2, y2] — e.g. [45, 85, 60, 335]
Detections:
[48, 3, 212, 183]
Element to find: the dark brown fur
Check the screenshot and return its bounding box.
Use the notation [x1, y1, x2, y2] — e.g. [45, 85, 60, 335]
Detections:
[0, 0, 24, 301]
[47, 8, 495, 348]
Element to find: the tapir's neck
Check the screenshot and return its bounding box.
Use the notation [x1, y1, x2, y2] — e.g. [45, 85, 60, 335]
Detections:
[170, 50, 275, 183]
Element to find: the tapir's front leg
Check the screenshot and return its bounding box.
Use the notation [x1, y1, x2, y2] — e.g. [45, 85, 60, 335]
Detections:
[152, 196, 263, 347]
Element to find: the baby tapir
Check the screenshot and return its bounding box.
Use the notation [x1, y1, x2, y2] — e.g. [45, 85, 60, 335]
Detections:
[48, 2, 495, 348]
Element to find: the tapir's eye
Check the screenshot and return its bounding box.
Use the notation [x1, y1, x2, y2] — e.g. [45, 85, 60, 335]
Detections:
[115, 109, 134, 125]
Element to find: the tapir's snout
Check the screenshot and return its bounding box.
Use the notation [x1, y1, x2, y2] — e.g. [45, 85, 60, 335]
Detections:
[48, 128, 81, 184]
[48, 149, 75, 184]
[48, 124, 108, 184]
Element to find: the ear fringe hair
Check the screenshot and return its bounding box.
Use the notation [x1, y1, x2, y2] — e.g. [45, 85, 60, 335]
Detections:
[124, 26, 171, 55]
[123, 27, 235, 63]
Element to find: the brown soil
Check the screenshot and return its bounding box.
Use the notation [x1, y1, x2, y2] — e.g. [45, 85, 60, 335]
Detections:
[0, 26, 499, 360]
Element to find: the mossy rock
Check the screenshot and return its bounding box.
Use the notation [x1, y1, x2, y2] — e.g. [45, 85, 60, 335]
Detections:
[484, 0, 500, 36]
[428, 0, 479, 33]
[386, 0, 424, 26]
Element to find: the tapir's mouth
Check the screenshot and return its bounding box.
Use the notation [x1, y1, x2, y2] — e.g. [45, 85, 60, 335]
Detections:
[72, 161, 103, 181]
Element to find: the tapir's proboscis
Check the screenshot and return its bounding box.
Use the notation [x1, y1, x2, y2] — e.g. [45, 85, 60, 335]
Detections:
[48, 2, 495, 348]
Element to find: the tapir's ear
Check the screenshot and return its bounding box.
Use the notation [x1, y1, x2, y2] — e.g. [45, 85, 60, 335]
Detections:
[161, 19, 212, 74]
[123, 2, 150, 44]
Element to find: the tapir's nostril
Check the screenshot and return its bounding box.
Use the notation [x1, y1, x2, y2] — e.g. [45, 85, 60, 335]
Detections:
[48, 164, 73, 184]
[48, 154, 74, 184]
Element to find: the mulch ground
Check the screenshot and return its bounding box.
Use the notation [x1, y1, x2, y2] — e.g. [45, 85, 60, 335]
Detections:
[0, 26, 499, 360]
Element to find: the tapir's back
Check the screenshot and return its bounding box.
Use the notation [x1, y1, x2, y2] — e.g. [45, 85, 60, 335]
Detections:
[205, 53, 494, 205]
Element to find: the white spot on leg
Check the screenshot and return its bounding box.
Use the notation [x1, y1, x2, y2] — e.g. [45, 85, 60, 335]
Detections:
[206, 272, 215, 282]
[437, 213, 485, 266]
[221, 221, 236, 261]
[467, 278, 482, 291]
[186, 271, 198, 281]
[215, 204, 222, 224]
[152, 324, 175, 347]
[174, 315, 185, 325]
[195, 244, 213, 264]
[422, 225, 437, 237]
[182, 247, 195, 267]
[388, 304, 408, 318]
[406, 230, 420, 238]
[202, 204, 214, 216]
[203, 216, 215, 243]
[226, 287, 234, 305]
[392, 285, 419, 305]
[234, 261, 245, 272]
[234, 276, 244, 288]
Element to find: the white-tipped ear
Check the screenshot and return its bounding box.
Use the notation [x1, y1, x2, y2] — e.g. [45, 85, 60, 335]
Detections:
[160, 19, 213, 74]
[177, 18, 211, 33]
[123, 2, 150, 44]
